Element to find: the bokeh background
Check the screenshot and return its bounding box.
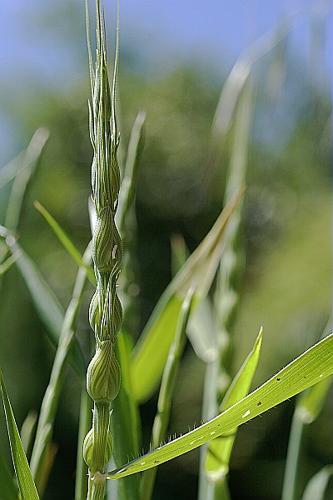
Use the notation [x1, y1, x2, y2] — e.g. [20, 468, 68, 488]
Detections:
[0, 0, 332, 499]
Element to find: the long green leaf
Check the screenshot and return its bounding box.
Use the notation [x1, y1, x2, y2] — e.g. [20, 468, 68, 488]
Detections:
[205, 329, 262, 484]
[117, 111, 146, 232]
[302, 466, 333, 500]
[5, 128, 49, 232]
[199, 82, 254, 500]
[107, 334, 333, 479]
[211, 25, 288, 143]
[30, 245, 91, 490]
[0, 253, 18, 276]
[0, 371, 40, 500]
[34, 200, 95, 285]
[1, 231, 84, 376]
[0, 152, 24, 190]
[132, 191, 242, 402]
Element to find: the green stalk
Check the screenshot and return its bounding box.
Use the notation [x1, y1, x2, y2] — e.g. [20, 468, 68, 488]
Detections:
[84, 1, 123, 498]
[281, 410, 305, 500]
[30, 245, 92, 491]
[141, 290, 194, 500]
[75, 388, 93, 500]
[282, 322, 332, 500]
[282, 370, 332, 500]
[199, 83, 253, 500]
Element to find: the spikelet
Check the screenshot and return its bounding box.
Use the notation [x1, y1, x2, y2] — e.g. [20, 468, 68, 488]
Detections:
[84, 0, 122, 497]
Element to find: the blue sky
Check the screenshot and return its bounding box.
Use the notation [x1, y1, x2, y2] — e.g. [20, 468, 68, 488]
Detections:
[0, 0, 331, 164]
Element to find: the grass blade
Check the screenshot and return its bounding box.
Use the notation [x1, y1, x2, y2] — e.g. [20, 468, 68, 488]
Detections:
[5, 128, 49, 232]
[20, 410, 38, 457]
[30, 245, 91, 490]
[199, 81, 254, 500]
[0, 252, 19, 276]
[302, 465, 333, 500]
[203, 329, 262, 498]
[117, 111, 146, 232]
[297, 376, 332, 424]
[170, 234, 188, 277]
[10, 241, 64, 336]
[34, 200, 95, 285]
[0, 230, 84, 376]
[211, 25, 288, 143]
[107, 334, 333, 479]
[141, 290, 194, 500]
[132, 191, 242, 402]
[0, 370, 40, 500]
[0, 152, 24, 189]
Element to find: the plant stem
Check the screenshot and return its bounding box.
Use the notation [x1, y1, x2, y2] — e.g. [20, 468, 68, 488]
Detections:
[75, 387, 93, 500]
[281, 410, 305, 500]
[30, 245, 91, 491]
[141, 291, 194, 500]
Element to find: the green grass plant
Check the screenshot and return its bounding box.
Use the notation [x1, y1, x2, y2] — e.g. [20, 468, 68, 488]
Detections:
[0, 2, 331, 500]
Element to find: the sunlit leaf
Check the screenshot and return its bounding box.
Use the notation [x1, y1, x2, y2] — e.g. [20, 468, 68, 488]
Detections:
[107, 334, 333, 479]
[0, 370, 40, 500]
[205, 329, 262, 481]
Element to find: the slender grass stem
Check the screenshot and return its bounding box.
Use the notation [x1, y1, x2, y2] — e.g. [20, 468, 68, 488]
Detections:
[141, 290, 194, 500]
[75, 388, 93, 500]
[199, 83, 253, 500]
[30, 245, 92, 491]
[281, 409, 305, 500]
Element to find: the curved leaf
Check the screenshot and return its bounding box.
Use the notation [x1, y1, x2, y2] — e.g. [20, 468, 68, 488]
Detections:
[34, 201, 95, 285]
[0, 371, 40, 500]
[107, 334, 333, 479]
[302, 466, 333, 500]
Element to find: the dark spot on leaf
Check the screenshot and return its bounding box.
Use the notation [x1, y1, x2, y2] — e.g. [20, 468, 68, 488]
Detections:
[257, 401, 262, 406]
[276, 377, 281, 381]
